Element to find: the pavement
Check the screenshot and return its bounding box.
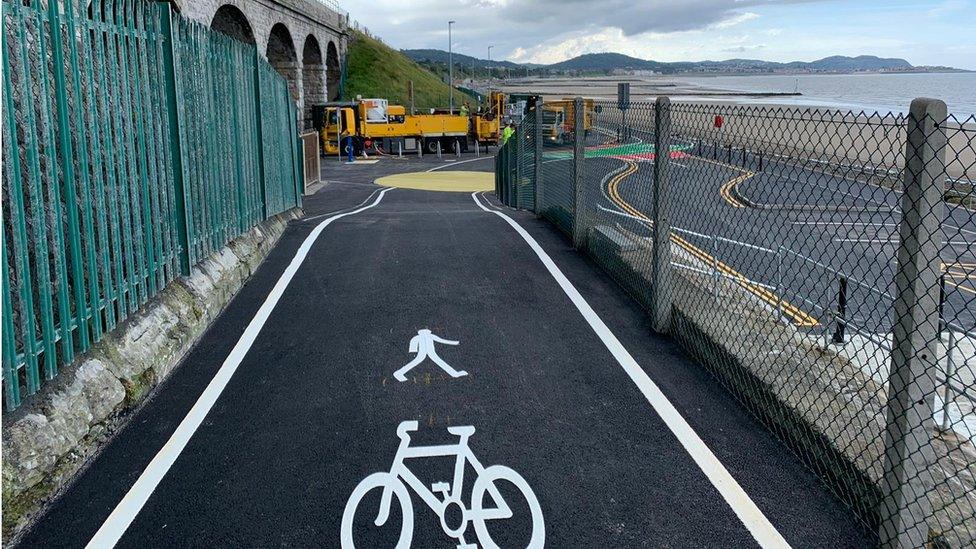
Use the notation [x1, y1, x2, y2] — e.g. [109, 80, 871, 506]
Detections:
[17, 151, 874, 548]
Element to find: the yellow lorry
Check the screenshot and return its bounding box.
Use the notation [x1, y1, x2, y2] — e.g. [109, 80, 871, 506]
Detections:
[541, 98, 595, 145]
[316, 92, 506, 156]
[318, 98, 467, 155]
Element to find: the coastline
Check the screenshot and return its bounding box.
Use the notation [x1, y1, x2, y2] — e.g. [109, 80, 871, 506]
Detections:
[492, 72, 976, 117]
[493, 76, 974, 181]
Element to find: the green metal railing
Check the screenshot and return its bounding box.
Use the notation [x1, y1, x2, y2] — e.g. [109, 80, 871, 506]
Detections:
[1, 0, 303, 410]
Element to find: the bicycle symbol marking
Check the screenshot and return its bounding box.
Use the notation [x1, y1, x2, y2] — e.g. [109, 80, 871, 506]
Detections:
[393, 329, 467, 382]
[340, 421, 545, 548]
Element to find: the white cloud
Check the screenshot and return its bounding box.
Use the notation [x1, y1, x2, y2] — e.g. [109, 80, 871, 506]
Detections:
[342, 0, 976, 69]
[926, 0, 968, 18]
[711, 11, 759, 29]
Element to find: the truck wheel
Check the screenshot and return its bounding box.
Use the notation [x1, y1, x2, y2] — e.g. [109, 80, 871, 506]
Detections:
[426, 138, 441, 154]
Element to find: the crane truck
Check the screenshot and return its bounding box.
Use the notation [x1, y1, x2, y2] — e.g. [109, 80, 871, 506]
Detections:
[315, 91, 506, 156]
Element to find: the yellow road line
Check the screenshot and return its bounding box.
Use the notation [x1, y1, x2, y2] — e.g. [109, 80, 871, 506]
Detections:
[949, 282, 976, 296]
[607, 167, 818, 327]
[687, 153, 755, 208]
[941, 262, 976, 294]
[945, 269, 976, 281]
[719, 173, 751, 208]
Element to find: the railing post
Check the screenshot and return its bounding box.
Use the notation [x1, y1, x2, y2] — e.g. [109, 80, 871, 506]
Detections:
[710, 235, 719, 301]
[293, 108, 304, 208]
[832, 276, 848, 344]
[775, 246, 784, 321]
[252, 49, 269, 219]
[515, 121, 525, 209]
[940, 329, 956, 432]
[571, 97, 585, 248]
[47, 0, 89, 351]
[651, 96, 674, 333]
[878, 97, 947, 549]
[158, 4, 192, 275]
[534, 98, 544, 215]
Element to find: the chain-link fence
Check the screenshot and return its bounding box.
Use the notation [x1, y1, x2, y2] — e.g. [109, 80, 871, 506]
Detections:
[501, 95, 976, 547]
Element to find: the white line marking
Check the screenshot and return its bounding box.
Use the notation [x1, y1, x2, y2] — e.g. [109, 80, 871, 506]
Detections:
[426, 156, 494, 172]
[341, 420, 544, 548]
[835, 238, 973, 246]
[946, 224, 976, 238]
[86, 188, 395, 548]
[303, 188, 382, 222]
[791, 221, 897, 227]
[471, 192, 790, 549]
[834, 238, 897, 244]
[393, 329, 466, 381]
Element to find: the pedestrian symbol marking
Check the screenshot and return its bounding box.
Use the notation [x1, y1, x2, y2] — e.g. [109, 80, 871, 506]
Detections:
[341, 420, 545, 548]
[394, 329, 466, 381]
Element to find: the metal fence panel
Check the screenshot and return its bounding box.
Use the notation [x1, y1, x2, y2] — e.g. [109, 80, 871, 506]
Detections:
[1, 0, 303, 410]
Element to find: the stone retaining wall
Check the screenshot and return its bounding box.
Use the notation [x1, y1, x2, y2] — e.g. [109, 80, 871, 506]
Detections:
[1, 208, 303, 543]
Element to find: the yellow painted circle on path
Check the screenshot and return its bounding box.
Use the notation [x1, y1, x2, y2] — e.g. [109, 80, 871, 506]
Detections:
[375, 171, 493, 193]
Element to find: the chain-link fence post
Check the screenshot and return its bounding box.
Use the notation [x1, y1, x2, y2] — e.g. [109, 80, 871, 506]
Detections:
[878, 97, 948, 549]
[516, 120, 525, 209]
[571, 97, 585, 248]
[534, 98, 544, 215]
[651, 96, 674, 333]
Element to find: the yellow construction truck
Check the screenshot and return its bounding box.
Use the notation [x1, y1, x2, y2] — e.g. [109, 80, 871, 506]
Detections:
[315, 92, 506, 156]
[470, 91, 505, 145]
[541, 98, 595, 145]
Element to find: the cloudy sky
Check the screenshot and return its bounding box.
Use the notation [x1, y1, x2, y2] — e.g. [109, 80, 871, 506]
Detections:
[344, 0, 976, 70]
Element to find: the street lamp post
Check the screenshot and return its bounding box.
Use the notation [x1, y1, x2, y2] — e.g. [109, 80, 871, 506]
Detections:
[487, 45, 494, 88]
[448, 20, 455, 114]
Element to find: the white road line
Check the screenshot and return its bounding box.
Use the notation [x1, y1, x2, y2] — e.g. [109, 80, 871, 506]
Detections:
[302, 188, 382, 222]
[946, 224, 976, 238]
[86, 188, 395, 549]
[834, 238, 898, 244]
[471, 192, 790, 549]
[835, 238, 973, 246]
[791, 221, 897, 227]
[792, 221, 976, 240]
[426, 155, 494, 172]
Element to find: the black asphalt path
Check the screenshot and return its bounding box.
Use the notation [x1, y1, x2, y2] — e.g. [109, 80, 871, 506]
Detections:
[18, 153, 873, 547]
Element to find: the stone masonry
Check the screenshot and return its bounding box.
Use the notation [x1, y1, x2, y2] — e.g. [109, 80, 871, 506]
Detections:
[177, 0, 348, 122]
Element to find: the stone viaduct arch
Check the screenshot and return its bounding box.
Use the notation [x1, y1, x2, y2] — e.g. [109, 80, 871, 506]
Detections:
[179, 0, 348, 122]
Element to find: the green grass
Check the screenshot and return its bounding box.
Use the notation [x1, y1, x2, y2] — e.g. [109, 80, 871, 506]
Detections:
[343, 31, 455, 110]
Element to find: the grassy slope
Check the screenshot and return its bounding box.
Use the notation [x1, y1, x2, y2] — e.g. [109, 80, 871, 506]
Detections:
[343, 31, 454, 109]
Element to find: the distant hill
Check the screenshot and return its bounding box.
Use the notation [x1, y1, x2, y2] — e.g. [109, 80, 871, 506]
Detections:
[402, 49, 521, 69]
[546, 52, 669, 72]
[402, 49, 938, 75]
[797, 55, 913, 71]
[547, 52, 915, 73]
